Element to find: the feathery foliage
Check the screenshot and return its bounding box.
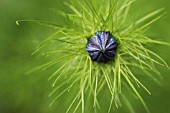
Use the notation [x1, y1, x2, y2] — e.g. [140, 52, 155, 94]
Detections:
[16, 0, 169, 113]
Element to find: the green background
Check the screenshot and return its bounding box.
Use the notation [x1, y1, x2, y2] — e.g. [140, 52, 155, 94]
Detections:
[0, 0, 170, 113]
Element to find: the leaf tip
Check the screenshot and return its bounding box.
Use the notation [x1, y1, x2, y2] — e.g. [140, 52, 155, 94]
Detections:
[16, 20, 20, 25]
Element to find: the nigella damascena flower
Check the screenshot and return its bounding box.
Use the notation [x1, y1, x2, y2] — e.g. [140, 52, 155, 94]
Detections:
[17, 0, 169, 113]
[86, 31, 118, 63]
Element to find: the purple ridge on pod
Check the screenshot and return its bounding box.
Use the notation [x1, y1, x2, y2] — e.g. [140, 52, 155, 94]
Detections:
[86, 31, 118, 63]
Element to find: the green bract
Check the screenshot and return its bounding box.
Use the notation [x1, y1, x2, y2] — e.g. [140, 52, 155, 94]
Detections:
[16, 0, 169, 113]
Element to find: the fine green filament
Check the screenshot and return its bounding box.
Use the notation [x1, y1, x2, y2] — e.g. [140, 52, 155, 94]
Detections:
[16, 0, 169, 113]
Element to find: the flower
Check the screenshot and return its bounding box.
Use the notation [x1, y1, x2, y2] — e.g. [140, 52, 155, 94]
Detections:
[16, 0, 169, 113]
[86, 31, 118, 63]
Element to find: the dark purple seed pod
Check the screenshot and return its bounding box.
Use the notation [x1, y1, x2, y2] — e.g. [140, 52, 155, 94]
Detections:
[86, 31, 118, 63]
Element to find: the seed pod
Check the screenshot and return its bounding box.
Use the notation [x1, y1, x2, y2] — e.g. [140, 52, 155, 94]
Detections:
[86, 31, 118, 63]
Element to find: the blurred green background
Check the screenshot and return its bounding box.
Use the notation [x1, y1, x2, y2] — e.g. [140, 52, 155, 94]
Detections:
[0, 0, 170, 113]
